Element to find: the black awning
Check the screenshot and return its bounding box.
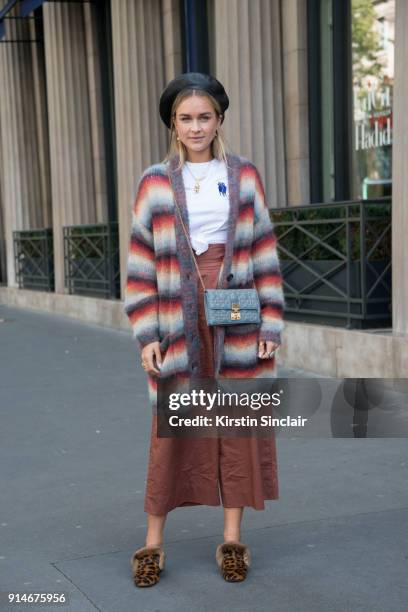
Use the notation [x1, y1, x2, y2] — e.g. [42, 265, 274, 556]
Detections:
[20, 0, 45, 17]
[0, 0, 44, 41]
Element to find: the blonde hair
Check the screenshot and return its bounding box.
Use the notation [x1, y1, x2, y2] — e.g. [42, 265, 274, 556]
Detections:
[161, 89, 231, 170]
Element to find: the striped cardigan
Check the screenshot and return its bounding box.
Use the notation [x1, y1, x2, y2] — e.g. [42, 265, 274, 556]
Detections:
[123, 152, 285, 409]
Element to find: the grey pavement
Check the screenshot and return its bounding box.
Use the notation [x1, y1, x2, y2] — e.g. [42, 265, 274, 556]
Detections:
[0, 303, 407, 612]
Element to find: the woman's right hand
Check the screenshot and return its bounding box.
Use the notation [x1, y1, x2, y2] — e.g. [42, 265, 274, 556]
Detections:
[141, 341, 163, 376]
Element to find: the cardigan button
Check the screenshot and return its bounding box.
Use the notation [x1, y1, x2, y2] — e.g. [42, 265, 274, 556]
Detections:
[227, 273, 234, 281]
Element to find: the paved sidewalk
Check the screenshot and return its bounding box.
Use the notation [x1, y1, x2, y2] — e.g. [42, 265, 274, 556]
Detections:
[1, 304, 407, 612]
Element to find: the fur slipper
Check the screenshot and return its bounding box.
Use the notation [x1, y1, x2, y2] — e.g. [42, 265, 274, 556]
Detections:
[215, 540, 251, 582]
[130, 545, 165, 587]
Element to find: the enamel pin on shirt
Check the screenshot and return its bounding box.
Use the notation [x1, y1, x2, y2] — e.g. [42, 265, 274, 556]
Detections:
[218, 181, 227, 196]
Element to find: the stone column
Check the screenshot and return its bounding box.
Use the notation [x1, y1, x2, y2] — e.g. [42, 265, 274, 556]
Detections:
[162, 0, 183, 83]
[0, 130, 6, 284]
[281, 0, 310, 206]
[42, 1, 104, 293]
[213, 0, 287, 208]
[83, 1, 109, 221]
[391, 0, 408, 335]
[0, 7, 51, 287]
[111, 0, 178, 299]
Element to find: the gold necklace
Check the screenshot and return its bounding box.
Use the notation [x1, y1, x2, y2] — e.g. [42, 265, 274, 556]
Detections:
[185, 159, 214, 193]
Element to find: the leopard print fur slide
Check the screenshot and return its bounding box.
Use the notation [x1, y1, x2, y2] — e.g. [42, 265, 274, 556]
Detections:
[215, 540, 251, 582]
[130, 545, 165, 587]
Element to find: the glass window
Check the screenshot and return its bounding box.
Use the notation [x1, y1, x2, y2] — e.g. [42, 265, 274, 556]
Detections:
[351, 0, 395, 199]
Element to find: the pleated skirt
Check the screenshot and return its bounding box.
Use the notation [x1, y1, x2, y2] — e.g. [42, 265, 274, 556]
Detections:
[144, 243, 279, 515]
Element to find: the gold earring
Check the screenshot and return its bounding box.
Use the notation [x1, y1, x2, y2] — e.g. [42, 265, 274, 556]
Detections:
[176, 135, 180, 141]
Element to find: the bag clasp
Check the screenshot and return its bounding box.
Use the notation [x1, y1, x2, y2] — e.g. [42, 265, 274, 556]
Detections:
[230, 303, 241, 320]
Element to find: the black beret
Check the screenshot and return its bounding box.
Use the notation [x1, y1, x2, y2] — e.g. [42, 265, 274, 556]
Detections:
[159, 72, 229, 129]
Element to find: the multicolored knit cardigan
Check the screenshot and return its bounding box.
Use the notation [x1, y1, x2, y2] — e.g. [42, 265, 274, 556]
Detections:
[123, 152, 285, 409]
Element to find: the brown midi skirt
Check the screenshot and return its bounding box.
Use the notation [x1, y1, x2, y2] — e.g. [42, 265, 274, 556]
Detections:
[144, 243, 279, 515]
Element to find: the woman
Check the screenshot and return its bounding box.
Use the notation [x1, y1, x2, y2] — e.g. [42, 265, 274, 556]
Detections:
[123, 72, 285, 587]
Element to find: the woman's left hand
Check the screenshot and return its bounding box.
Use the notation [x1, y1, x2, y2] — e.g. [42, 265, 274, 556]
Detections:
[258, 340, 280, 359]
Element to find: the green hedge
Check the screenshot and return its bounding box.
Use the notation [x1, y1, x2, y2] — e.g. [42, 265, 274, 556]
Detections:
[270, 203, 391, 261]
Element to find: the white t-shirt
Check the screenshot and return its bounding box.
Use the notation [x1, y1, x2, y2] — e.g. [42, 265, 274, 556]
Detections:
[182, 158, 230, 255]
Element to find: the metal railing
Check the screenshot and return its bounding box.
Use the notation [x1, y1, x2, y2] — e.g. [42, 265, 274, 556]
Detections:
[63, 222, 120, 299]
[13, 228, 54, 291]
[271, 198, 392, 329]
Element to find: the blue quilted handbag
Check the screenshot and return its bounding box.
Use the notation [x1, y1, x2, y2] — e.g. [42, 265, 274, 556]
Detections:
[170, 184, 261, 326]
[204, 287, 260, 325]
